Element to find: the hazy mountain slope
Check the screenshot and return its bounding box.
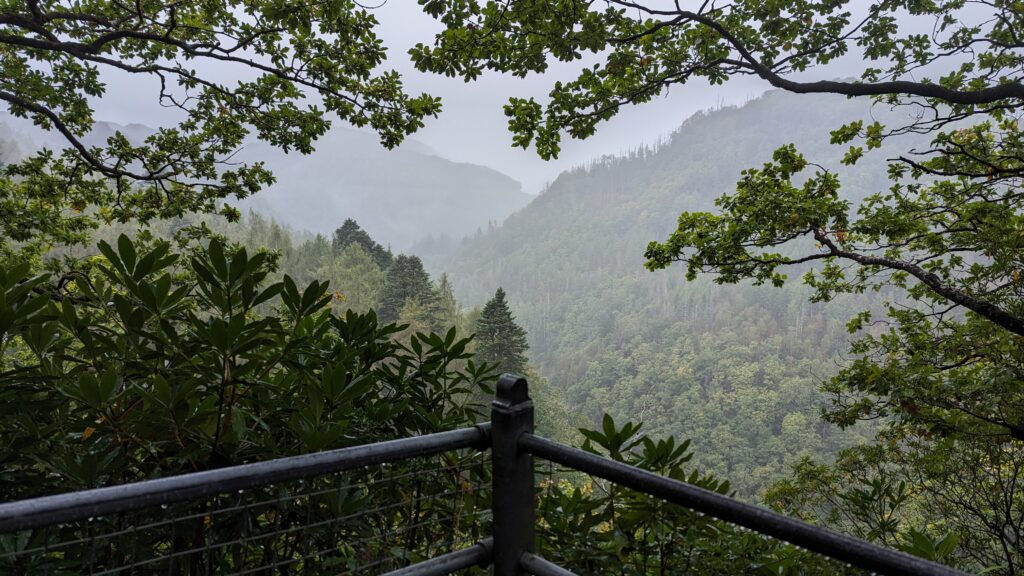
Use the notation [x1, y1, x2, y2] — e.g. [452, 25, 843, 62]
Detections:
[0, 120, 23, 164]
[237, 128, 531, 249]
[0, 115, 154, 154]
[0, 116, 531, 250]
[435, 90, 926, 495]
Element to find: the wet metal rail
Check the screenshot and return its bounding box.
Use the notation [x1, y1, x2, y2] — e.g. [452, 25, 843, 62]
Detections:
[0, 374, 970, 576]
[520, 433, 962, 576]
[0, 424, 492, 534]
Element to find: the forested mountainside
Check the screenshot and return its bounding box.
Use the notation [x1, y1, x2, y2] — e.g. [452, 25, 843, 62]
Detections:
[47, 209, 581, 444]
[433, 90, 927, 496]
[0, 115, 531, 251]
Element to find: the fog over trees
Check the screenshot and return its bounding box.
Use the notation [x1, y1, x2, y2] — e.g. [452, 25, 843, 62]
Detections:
[1, 0, 1021, 573]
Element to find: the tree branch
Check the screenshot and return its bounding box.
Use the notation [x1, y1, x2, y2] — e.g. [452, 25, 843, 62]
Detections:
[813, 229, 1024, 336]
[610, 5, 1024, 106]
[0, 89, 184, 181]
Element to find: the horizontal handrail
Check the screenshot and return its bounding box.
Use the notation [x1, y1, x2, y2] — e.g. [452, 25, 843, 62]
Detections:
[520, 433, 968, 576]
[381, 538, 493, 576]
[0, 424, 491, 534]
[0, 371, 979, 576]
[520, 552, 578, 576]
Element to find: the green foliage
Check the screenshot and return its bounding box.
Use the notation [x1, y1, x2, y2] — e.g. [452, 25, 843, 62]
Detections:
[0, 0, 441, 255]
[416, 0, 1022, 161]
[413, 1, 1024, 571]
[537, 415, 855, 575]
[331, 218, 393, 269]
[0, 232, 819, 575]
[640, 120, 1024, 457]
[644, 145, 849, 288]
[0, 234, 495, 501]
[763, 438, 1009, 573]
[435, 93, 885, 497]
[377, 254, 439, 325]
[5, 0, 1021, 570]
[475, 287, 530, 375]
[322, 243, 386, 313]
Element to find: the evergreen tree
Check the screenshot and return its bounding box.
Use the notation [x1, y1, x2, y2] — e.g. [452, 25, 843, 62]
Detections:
[266, 220, 293, 257]
[395, 298, 434, 343]
[288, 233, 332, 285]
[243, 211, 270, 249]
[332, 219, 392, 269]
[316, 243, 385, 314]
[476, 287, 529, 374]
[377, 254, 436, 324]
[432, 273, 461, 332]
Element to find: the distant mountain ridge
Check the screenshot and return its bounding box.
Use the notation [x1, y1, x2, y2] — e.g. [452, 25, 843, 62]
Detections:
[237, 128, 531, 250]
[433, 90, 928, 495]
[0, 114, 531, 250]
[438, 89, 924, 337]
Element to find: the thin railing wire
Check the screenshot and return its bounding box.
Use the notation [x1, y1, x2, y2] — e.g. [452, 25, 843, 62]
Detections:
[0, 449, 490, 576]
[0, 410, 963, 576]
[536, 462, 864, 575]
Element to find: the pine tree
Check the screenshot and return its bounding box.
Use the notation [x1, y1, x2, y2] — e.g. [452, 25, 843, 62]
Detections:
[475, 287, 529, 374]
[289, 233, 332, 284]
[267, 221, 293, 255]
[316, 243, 385, 313]
[377, 254, 436, 324]
[331, 219, 392, 269]
[431, 273, 461, 332]
[243, 210, 268, 248]
[395, 297, 434, 343]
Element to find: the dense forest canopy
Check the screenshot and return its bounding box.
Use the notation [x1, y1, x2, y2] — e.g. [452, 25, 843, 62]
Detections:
[1, 215, 844, 573]
[433, 91, 892, 495]
[418, 0, 1024, 571]
[0, 0, 1022, 573]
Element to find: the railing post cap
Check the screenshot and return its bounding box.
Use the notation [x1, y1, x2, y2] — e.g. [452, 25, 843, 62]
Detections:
[495, 373, 530, 407]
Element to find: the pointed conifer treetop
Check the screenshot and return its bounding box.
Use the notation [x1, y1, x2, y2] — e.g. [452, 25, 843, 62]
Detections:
[476, 287, 529, 375]
[432, 273, 461, 332]
[377, 254, 437, 324]
[331, 219, 393, 270]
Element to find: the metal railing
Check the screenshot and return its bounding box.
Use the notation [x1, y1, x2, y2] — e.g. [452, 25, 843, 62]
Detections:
[0, 374, 970, 576]
[0, 429, 492, 575]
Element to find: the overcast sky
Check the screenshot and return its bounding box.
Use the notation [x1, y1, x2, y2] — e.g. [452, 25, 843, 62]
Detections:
[368, 2, 773, 193]
[72, 3, 771, 194]
[64, 1, 954, 194]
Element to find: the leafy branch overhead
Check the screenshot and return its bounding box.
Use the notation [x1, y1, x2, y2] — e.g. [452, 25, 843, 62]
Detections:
[0, 0, 441, 252]
[415, 0, 1023, 158]
[647, 132, 1024, 441]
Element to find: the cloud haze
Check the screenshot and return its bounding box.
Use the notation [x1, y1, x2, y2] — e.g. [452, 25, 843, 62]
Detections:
[39, 2, 922, 194]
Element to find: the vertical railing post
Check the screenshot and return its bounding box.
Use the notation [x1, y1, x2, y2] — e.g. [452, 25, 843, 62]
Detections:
[491, 374, 535, 576]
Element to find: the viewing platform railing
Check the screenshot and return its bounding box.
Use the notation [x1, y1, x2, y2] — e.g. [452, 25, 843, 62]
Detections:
[0, 375, 968, 576]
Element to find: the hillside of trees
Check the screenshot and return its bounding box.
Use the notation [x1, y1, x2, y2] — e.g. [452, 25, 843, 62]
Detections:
[430, 90, 928, 496]
[46, 210, 580, 442]
[1, 0, 1019, 571]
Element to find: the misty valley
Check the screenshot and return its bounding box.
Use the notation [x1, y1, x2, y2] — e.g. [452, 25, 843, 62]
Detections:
[0, 2, 1020, 575]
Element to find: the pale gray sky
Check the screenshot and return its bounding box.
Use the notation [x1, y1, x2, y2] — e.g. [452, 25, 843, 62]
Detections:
[68, 1, 950, 194]
[371, 1, 770, 193]
[78, 3, 769, 194]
